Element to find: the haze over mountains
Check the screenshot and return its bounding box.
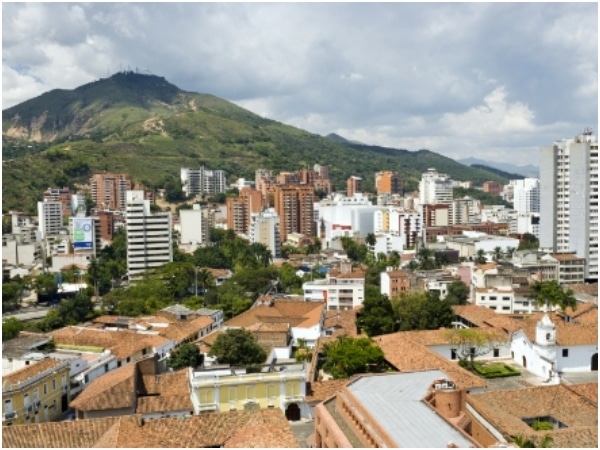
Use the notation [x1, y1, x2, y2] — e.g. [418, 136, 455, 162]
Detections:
[458, 157, 539, 178]
[3, 72, 515, 214]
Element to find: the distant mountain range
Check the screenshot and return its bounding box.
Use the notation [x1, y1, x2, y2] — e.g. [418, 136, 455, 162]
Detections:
[3, 71, 513, 214]
[458, 157, 539, 178]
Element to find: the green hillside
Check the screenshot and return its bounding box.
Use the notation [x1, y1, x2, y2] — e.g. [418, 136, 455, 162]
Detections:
[2, 72, 511, 214]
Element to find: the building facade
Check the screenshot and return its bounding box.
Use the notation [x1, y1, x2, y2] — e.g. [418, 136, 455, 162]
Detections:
[274, 185, 315, 243]
[375, 171, 402, 195]
[249, 208, 281, 258]
[125, 190, 172, 278]
[419, 168, 453, 205]
[540, 131, 598, 281]
[37, 201, 63, 239]
[181, 166, 227, 197]
[90, 173, 132, 211]
[346, 176, 362, 197]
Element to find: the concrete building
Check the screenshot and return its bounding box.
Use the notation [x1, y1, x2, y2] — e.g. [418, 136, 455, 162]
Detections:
[445, 231, 519, 261]
[179, 204, 211, 251]
[380, 269, 412, 298]
[249, 208, 281, 258]
[313, 371, 483, 448]
[180, 166, 227, 197]
[125, 190, 172, 278]
[37, 201, 63, 240]
[346, 176, 362, 197]
[511, 178, 540, 214]
[482, 181, 503, 196]
[318, 194, 382, 245]
[274, 185, 315, 243]
[373, 208, 421, 249]
[303, 261, 366, 311]
[226, 188, 263, 235]
[540, 131, 598, 281]
[419, 168, 453, 205]
[90, 173, 132, 211]
[375, 171, 402, 195]
[43, 187, 72, 217]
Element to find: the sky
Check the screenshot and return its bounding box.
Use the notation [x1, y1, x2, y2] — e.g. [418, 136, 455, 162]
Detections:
[2, 2, 598, 166]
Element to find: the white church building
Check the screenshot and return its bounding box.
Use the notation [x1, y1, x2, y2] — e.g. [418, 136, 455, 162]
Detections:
[509, 304, 598, 383]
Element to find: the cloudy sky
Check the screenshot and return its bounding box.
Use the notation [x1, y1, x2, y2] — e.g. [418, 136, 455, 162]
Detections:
[2, 2, 598, 166]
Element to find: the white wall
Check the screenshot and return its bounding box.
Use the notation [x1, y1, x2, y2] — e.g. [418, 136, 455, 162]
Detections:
[556, 345, 598, 372]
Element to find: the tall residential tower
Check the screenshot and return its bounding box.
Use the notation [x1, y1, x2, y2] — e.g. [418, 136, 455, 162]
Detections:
[540, 130, 598, 281]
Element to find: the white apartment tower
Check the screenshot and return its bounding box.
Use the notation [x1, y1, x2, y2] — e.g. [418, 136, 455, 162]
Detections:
[511, 178, 540, 215]
[249, 208, 282, 258]
[179, 204, 213, 251]
[181, 167, 227, 197]
[37, 201, 63, 239]
[125, 190, 173, 278]
[540, 131, 598, 281]
[419, 168, 453, 205]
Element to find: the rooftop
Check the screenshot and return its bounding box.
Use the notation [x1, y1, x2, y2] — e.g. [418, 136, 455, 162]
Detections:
[346, 371, 476, 447]
[2, 409, 298, 448]
[1, 333, 52, 359]
[225, 298, 325, 330]
[467, 383, 598, 448]
[3, 358, 67, 391]
[373, 332, 487, 390]
[520, 310, 597, 346]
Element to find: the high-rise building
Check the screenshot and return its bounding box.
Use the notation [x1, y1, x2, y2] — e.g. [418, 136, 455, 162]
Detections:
[540, 131, 598, 281]
[180, 204, 213, 250]
[180, 167, 227, 197]
[419, 169, 453, 205]
[37, 201, 63, 239]
[274, 185, 315, 242]
[249, 208, 281, 258]
[226, 188, 263, 235]
[511, 178, 540, 215]
[90, 173, 132, 211]
[125, 190, 172, 279]
[375, 171, 403, 195]
[43, 187, 72, 217]
[346, 176, 363, 197]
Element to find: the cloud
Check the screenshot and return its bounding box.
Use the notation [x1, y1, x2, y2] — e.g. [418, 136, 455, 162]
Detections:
[1, 2, 597, 167]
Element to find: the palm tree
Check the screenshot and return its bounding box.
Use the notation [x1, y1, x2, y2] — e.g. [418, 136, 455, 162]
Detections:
[505, 246, 516, 259]
[87, 257, 101, 298]
[530, 280, 577, 313]
[196, 268, 215, 295]
[365, 233, 376, 247]
[493, 246, 502, 261]
[475, 249, 487, 264]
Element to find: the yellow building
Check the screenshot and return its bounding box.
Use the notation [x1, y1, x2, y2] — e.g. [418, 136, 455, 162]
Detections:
[189, 362, 307, 421]
[2, 358, 70, 426]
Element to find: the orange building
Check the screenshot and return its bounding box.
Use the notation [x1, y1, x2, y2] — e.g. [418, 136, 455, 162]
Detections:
[346, 176, 362, 197]
[90, 173, 132, 211]
[226, 188, 263, 235]
[375, 171, 403, 195]
[274, 185, 315, 242]
[482, 181, 503, 196]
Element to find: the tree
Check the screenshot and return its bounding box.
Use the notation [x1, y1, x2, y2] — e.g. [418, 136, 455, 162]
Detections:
[34, 273, 58, 300]
[417, 247, 436, 270]
[321, 336, 386, 379]
[365, 233, 376, 247]
[279, 263, 303, 293]
[444, 280, 470, 305]
[195, 267, 215, 295]
[86, 257, 101, 298]
[475, 249, 487, 264]
[357, 287, 397, 337]
[59, 291, 95, 325]
[444, 328, 503, 369]
[518, 233, 539, 251]
[493, 246, 503, 261]
[2, 317, 23, 341]
[168, 343, 204, 370]
[209, 328, 267, 366]
[392, 291, 454, 331]
[530, 280, 577, 312]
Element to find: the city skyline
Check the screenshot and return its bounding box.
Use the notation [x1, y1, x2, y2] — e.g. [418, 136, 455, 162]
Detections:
[3, 2, 597, 166]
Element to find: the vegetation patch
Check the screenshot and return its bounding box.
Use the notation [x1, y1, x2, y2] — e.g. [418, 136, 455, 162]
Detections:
[464, 361, 521, 378]
[56, 344, 104, 353]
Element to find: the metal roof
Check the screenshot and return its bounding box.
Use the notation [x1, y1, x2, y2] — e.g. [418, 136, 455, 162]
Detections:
[347, 371, 475, 448]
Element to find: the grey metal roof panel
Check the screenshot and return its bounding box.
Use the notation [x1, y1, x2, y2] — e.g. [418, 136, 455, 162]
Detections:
[348, 371, 475, 448]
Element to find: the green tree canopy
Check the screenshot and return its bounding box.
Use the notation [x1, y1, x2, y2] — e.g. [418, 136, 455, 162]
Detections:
[392, 291, 454, 331]
[444, 280, 470, 305]
[357, 286, 397, 337]
[322, 336, 386, 379]
[168, 343, 204, 370]
[2, 317, 23, 341]
[209, 328, 267, 366]
[530, 280, 577, 312]
[59, 291, 95, 325]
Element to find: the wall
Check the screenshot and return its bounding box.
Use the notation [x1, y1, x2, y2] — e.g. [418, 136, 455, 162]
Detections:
[314, 402, 354, 448]
[556, 345, 598, 372]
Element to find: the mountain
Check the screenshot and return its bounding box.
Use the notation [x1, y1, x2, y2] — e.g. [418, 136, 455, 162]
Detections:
[3, 72, 512, 214]
[325, 133, 364, 145]
[458, 157, 539, 178]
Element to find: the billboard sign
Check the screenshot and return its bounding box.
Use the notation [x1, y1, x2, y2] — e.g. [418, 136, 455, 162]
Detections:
[73, 218, 94, 250]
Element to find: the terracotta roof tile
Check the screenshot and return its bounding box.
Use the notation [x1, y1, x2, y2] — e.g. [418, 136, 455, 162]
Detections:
[226, 299, 325, 329]
[136, 395, 193, 414]
[467, 384, 598, 448]
[2, 357, 66, 388]
[373, 332, 487, 389]
[306, 378, 350, 403]
[323, 309, 360, 339]
[519, 311, 597, 346]
[51, 326, 170, 361]
[2, 417, 120, 448]
[564, 382, 598, 406]
[70, 363, 136, 412]
[550, 253, 584, 261]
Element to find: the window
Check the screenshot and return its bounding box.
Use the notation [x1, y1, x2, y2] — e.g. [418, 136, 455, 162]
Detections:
[493, 348, 500, 358]
[52, 379, 56, 391]
[450, 349, 457, 360]
[562, 349, 569, 357]
[43, 383, 47, 395]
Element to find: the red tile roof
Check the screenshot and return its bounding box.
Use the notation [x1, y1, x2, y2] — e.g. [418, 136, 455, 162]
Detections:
[70, 363, 136, 412]
[3, 358, 66, 388]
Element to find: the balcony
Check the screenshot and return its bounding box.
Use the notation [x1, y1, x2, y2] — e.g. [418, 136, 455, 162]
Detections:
[3, 411, 16, 421]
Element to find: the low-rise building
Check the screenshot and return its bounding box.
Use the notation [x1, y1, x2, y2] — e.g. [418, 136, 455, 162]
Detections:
[303, 261, 366, 311]
[2, 357, 70, 426]
[189, 361, 309, 420]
